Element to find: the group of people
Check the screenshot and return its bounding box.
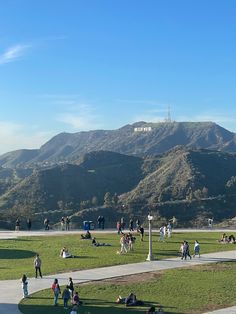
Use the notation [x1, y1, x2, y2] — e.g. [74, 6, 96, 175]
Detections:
[117, 217, 142, 234]
[180, 240, 200, 259]
[218, 233, 236, 244]
[60, 216, 71, 231]
[159, 223, 172, 241]
[51, 277, 81, 310]
[119, 232, 136, 253]
[21, 259, 80, 313]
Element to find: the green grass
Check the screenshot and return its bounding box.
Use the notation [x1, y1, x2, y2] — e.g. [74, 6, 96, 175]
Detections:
[19, 262, 236, 314]
[0, 231, 235, 280]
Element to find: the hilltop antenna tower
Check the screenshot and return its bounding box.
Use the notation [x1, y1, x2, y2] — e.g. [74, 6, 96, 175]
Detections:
[167, 105, 171, 123]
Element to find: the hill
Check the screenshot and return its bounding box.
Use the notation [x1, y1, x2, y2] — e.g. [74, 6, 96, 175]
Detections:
[1, 121, 236, 168]
[1, 148, 236, 227]
[0, 151, 143, 213]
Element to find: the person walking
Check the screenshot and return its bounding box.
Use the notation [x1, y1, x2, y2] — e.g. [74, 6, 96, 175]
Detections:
[183, 241, 192, 260]
[193, 240, 200, 258]
[51, 278, 61, 306]
[21, 274, 28, 298]
[34, 254, 42, 278]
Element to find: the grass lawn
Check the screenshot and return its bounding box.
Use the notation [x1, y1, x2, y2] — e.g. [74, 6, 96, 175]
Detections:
[19, 261, 236, 314]
[0, 231, 235, 280]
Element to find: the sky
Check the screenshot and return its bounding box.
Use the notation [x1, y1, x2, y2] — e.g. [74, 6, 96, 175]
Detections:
[1, 0, 236, 154]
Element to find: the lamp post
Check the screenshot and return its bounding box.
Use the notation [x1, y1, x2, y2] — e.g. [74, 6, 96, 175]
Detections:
[146, 213, 154, 261]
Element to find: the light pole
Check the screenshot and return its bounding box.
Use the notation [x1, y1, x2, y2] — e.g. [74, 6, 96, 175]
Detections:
[146, 213, 154, 261]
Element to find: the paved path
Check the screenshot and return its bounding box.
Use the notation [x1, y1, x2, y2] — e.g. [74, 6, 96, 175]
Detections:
[1, 230, 236, 314]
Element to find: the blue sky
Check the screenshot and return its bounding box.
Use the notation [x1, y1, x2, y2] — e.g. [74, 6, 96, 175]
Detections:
[0, 0, 236, 154]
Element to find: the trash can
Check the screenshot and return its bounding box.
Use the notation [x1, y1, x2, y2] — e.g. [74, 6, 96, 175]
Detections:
[83, 221, 94, 230]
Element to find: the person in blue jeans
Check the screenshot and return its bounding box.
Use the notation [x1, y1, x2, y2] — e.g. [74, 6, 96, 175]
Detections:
[51, 278, 61, 306]
[62, 285, 71, 309]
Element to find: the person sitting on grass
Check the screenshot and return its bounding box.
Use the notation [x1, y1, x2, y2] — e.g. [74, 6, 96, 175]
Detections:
[81, 230, 92, 239]
[229, 234, 236, 243]
[60, 247, 73, 258]
[72, 291, 82, 306]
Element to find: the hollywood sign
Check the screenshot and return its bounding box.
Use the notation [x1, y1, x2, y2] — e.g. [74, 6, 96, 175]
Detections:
[134, 127, 152, 132]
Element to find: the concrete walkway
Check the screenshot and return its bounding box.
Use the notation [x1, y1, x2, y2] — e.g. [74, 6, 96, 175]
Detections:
[1, 230, 236, 314]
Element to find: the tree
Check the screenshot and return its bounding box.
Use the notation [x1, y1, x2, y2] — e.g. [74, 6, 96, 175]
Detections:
[91, 196, 98, 207]
[226, 176, 236, 193]
[112, 193, 119, 206]
[104, 192, 112, 207]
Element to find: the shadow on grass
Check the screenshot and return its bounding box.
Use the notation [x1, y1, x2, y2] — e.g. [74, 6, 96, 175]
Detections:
[0, 248, 36, 259]
[19, 303, 184, 314]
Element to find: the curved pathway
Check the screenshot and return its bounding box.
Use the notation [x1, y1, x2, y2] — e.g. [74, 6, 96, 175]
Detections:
[0, 230, 236, 314]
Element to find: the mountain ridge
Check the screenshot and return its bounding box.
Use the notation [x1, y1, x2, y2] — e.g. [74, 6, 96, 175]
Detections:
[1, 121, 236, 168]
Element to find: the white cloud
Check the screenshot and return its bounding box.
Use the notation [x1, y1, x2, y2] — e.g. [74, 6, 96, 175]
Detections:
[56, 103, 103, 131]
[0, 44, 30, 65]
[0, 121, 53, 155]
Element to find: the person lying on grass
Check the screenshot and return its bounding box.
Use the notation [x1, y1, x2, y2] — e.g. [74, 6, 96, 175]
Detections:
[92, 237, 111, 247]
[116, 292, 143, 306]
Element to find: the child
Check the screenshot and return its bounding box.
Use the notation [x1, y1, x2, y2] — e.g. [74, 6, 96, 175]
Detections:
[21, 274, 28, 298]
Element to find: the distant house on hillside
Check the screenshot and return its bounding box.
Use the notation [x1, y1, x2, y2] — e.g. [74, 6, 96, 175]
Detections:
[134, 126, 152, 132]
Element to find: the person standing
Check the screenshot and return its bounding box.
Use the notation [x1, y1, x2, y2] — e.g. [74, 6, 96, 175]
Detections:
[44, 218, 49, 230]
[120, 234, 128, 254]
[15, 218, 20, 231]
[97, 216, 102, 229]
[34, 254, 42, 278]
[61, 217, 65, 231]
[68, 277, 74, 297]
[117, 221, 122, 234]
[51, 278, 61, 306]
[26, 218, 32, 231]
[101, 216, 105, 229]
[65, 216, 70, 231]
[62, 285, 71, 309]
[129, 218, 134, 231]
[138, 226, 144, 241]
[21, 274, 28, 298]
